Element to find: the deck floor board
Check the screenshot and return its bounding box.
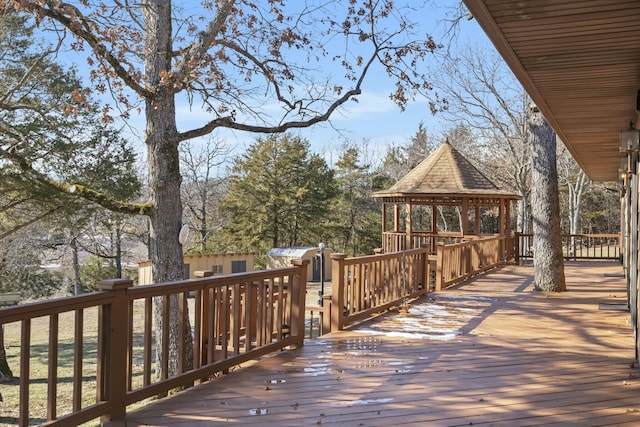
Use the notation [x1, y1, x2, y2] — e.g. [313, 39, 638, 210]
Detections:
[108, 262, 640, 426]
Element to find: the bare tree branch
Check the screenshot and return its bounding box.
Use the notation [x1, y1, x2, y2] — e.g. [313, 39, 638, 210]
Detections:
[172, 0, 236, 91]
[10, 0, 153, 98]
[178, 87, 361, 141]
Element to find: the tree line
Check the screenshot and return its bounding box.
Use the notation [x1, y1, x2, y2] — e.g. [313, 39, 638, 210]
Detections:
[2, 117, 619, 299]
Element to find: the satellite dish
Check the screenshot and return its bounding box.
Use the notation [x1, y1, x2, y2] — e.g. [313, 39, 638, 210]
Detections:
[178, 224, 190, 245]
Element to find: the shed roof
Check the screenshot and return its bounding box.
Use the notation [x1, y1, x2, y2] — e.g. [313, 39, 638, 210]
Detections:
[373, 142, 518, 198]
[266, 247, 319, 258]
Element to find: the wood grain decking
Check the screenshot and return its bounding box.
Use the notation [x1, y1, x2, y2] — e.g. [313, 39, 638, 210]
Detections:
[108, 262, 640, 426]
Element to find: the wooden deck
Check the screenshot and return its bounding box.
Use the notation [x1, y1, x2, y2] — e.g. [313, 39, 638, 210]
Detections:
[107, 262, 640, 426]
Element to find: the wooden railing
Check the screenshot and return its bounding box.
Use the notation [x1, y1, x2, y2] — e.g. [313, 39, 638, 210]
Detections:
[516, 233, 620, 261]
[381, 231, 470, 253]
[435, 235, 514, 291]
[0, 260, 307, 426]
[14, 228, 593, 425]
[323, 247, 430, 332]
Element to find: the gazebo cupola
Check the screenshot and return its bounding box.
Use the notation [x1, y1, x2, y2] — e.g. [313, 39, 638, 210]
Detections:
[373, 141, 521, 253]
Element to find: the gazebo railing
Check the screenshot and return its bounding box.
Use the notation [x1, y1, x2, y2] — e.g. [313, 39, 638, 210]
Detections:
[382, 231, 466, 253]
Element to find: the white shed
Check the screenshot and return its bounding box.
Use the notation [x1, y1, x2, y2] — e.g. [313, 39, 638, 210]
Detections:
[266, 246, 333, 282]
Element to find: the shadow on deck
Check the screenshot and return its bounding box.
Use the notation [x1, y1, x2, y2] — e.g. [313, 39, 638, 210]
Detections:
[108, 261, 640, 426]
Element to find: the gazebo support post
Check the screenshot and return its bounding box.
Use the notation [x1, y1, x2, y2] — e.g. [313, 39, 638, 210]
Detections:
[394, 205, 400, 232]
[382, 203, 387, 234]
[505, 199, 512, 260]
[405, 203, 413, 251]
[432, 204, 437, 252]
[462, 197, 469, 236]
[499, 198, 506, 260]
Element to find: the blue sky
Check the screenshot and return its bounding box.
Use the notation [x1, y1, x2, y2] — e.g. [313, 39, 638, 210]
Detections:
[216, 11, 493, 164]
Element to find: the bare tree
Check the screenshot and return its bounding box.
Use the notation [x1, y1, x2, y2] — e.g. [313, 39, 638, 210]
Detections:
[436, 46, 532, 232]
[557, 143, 590, 257]
[3, 0, 444, 376]
[180, 138, 230, 252]
[557, 143, 589, 235]
[529, 104, 566, 292]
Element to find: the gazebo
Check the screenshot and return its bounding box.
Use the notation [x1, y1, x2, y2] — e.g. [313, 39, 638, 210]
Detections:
[373, 141, 521, 253]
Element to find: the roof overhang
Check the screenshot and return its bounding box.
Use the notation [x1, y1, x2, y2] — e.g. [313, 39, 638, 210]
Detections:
[463, 0, 640, 182]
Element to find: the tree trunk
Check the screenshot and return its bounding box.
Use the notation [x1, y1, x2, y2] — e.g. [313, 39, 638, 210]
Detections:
[144, 0, 193, 380]
[569, 170, 587, 235]
[529, 104, 566, 292]
[0, 326, 13, 379]
[200, 191, 207, 251]
[516, 197, 529, 233]
[71, 236, 82, 295]
[569, 172, 587, 258]
[455, 206, 463, 234]
[437, 206, 448, 232]
[115, 226, 123, 278]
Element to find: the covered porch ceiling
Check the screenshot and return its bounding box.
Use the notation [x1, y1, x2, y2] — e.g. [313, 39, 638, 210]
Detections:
[462, 0, 640, 182]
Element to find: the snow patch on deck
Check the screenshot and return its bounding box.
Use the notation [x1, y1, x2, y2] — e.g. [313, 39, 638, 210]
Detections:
[357, 294, 494, 340]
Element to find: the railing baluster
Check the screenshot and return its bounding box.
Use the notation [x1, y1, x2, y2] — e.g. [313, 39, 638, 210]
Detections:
[232, 284, 241, 355]
[47, 314, 59, 421]
[20, 319, 31, 426]
[73, 309, 83, 411]
[161, 295, 170, 380]
[127, 300, 134, 391]
[212, 288, 220, 363]
[221, 285, 230, 360]
[267, 278, 274, 343]
[178, 291, 186, 374]
[143, 297, 152, 386]
[355, 263, 362, 311]
[244, 282, 253, 352]
[276, 278, 284, 340]
[194, 289, 203, 370]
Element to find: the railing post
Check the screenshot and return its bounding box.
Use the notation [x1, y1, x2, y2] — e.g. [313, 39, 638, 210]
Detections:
[193, 271, 213, 370]
[97, 278, 133, 423]
[290, 259, 309, 347]
[330, 253, 347, 330]
[322, 295, 332, 334]
[435, 243, 444, 291]
[420, 244, 430, 294]
[464, 240, 472, 278]
[515, 232, 520, 264]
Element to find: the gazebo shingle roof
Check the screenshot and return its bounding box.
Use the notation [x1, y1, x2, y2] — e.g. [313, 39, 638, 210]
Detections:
[373, 142, 518, 198]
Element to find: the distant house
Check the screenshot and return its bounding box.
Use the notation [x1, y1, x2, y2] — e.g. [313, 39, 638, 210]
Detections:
[138, 252, 255, 285]
[266, 246, 333, 282]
